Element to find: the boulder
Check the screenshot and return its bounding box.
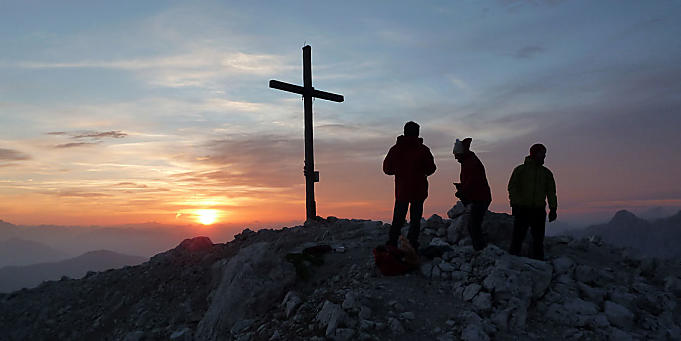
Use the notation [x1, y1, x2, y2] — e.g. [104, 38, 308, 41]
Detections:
[316, 301, 347, 336]
[448, 202, 467, 219]
[195, 242, 296, 341]
[604, 301, 634, 329]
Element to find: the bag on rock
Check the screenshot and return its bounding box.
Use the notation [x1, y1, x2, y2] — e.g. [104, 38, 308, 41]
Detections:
[373, 245, 418, 276]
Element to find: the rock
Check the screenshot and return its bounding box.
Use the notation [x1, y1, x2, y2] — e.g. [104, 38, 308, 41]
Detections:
[195, 242, 296, 341]
[482, 255, 552, 302]
[438, 263, 456, 272]
[448, 202, 467, 219]
[123, 331, 144, 341]
[420, 262, 434, 278]
[609, 290, 636, 310]
[552, 256, 575, 275]
[664, 276, 681, 297]
[609, 327, 633, 341]
[316, 301, 347, 336]
[604, 301, 634, 329]
[472, 293, 492, 313]
[427, 214, 445, 227]
[589, 313, 610, 328]
[282, 291, 302, 318]
[446, 220, 462, 244]
[432, 266, 441, 279]
[389, 317, 405, 334]
[333, 328, 355, 341]
[358, 306, 372, 320]
[491, 309, 510, 331]
[429, 237, 450, 247]
[400, 311, 415, 320]
[231, 319, 254, 336]
[461, 324, 489, 341]
[463, 284, 482, 301]
[577, 282, 606, 304]
[359, 319, 374, 330]
[574, 265, 598, 285]
[342, 292, 358, 311]
[176, 236, 214, 252]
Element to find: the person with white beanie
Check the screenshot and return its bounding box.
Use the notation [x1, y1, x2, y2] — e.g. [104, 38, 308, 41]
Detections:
[453, 137, 492, 251]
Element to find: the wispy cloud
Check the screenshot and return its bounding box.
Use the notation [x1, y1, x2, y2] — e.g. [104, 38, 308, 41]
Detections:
[54, 142, 100, 149]
[73, 131, 127, 139]
[0, 148, 30, 161]
[512, 45, 545, 59]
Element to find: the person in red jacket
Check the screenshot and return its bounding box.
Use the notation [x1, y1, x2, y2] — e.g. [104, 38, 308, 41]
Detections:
[453, 137, 492, 251]
[383, 121, 437, 249]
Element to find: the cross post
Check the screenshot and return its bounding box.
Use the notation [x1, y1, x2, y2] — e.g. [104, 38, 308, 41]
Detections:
[269, 45, 344, 221]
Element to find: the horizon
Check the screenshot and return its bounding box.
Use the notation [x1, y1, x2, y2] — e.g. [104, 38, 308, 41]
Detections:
[1, 1, 681, 228]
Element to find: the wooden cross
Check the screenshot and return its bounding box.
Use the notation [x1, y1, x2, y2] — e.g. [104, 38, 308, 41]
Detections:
[269, 45, 344, 221]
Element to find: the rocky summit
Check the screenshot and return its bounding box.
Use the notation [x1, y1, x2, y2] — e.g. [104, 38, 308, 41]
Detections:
[1, 204, 681, 341]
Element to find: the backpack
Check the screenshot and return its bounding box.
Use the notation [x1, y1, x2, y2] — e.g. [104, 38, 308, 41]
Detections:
[373, 245, 417, 276]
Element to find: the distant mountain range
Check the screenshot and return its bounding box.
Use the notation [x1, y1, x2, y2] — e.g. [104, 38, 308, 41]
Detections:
[0, 237, 72, 267]
[0, 250, 147, 293]
[570, 209, 681, 258]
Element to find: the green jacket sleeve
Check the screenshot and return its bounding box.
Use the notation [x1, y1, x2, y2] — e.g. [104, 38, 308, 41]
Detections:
[508, 166, 520, 206]
[546, 169, 557, 210]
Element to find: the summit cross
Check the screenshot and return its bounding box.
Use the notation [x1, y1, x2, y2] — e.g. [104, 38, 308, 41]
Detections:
[269, 45, 344, 221]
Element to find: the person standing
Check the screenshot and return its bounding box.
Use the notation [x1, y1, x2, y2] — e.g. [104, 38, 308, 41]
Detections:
[453, 137, 492, 251]
[508, 143, 558, 260]
[383, 121, 437, 250]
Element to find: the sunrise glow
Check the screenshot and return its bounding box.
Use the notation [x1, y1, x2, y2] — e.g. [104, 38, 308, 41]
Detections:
[196, 209, 219, 226]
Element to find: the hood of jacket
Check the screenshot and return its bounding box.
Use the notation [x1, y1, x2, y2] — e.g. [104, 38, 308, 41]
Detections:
[523, 156, 542, 167]
[396, 135, 423, 146]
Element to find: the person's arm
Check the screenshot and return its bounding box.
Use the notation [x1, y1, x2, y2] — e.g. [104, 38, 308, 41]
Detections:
[546, 168, 558, 221]
[424, 147, 436, 176]
[383, 147, 396, 175]
[508, 166, 520, 207]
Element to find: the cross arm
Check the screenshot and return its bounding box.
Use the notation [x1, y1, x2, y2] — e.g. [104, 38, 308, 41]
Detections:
[269, 80, 305, 95]
[312, 89, 344, 102]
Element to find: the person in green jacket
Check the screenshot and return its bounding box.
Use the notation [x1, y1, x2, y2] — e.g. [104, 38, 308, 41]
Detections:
[508, 143, 557, 260]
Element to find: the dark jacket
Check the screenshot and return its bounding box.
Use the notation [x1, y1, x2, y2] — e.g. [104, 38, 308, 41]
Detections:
[458, 151, 492, 203]
[383, 135, 436, 201]
[508, 156, 557, 209]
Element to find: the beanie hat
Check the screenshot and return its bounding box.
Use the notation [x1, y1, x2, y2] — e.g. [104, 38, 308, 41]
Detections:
[404, 121, 420, 137]
[530, 143, 546, 156]
[453, 137, 473, 154]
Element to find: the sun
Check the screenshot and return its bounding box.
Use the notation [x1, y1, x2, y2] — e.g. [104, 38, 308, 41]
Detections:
[196, 209, 219, 225]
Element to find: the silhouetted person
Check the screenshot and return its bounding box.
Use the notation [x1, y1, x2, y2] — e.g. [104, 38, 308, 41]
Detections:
[383, 121, 436, 249]
[508, 143, 557, 260]
[453, 137, 492, 251]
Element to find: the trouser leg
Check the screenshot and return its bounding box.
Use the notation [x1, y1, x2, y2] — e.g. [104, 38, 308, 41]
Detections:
[407, 200, 424, 249]
[389, 200, 409, 245]
[529, 208, 547, 260]
[468, 201, 490, 251]
[510, 207, 530, 256]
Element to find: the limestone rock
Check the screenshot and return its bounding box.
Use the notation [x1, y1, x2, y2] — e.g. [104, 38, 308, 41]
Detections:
[604, 301, 634, 329]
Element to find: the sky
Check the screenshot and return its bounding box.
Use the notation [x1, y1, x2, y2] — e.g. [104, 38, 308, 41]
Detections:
[1, 0, 680, 228]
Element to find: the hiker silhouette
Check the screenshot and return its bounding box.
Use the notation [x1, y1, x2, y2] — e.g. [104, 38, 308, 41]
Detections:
[383, 121, 436, 250]
[508, 143, 558, 260]
[453, 137, 492, 251]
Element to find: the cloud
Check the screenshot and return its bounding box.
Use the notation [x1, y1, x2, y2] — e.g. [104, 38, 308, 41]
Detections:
[0, 148, 30, 161]
[73, 131, 127, 139]
[49, 130, 128, 148]
[10, 50, 295, 89]
[54, 142, 100, 149]
[512, 45, 545, 59]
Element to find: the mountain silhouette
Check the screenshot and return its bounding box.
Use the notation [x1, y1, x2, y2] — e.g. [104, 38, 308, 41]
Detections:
[0, 249, 147, 293]
[0, 238, 71, 267]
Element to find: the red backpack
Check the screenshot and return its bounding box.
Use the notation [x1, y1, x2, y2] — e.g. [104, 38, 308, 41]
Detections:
[373, 245, 417, 276]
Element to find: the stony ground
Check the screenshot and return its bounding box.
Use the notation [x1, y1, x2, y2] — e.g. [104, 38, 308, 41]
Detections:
[1, 203, 681, 341]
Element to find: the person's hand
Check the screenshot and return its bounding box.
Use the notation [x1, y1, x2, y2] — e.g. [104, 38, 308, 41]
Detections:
[548, 209, 557, 222]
